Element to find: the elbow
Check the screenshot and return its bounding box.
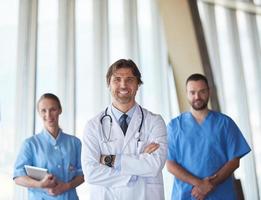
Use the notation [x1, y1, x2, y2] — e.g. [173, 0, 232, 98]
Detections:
[151, 159, 166, 177]
[14, 177, 19, 185]
[83, 165, 102, 185]
[151, 167, 161, 177]
[84, 169, 96, 184]
[14, 176, 22, 185]
[234, 158, 240, 169]
[166, 160, 172, 173]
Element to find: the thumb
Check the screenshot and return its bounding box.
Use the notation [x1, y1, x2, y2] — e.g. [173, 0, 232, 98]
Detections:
[208, 174, 217, 180]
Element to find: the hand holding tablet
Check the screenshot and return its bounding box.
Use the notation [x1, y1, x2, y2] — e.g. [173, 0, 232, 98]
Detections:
[24, 165, 48, 180]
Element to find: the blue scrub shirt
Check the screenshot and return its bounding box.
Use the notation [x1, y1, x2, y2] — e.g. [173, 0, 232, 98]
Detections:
[167, 111, 251, 200]
[13, 129, 83, 200]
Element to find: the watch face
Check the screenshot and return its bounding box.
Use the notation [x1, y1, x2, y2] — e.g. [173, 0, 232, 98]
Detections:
[104, 155, 112, 164]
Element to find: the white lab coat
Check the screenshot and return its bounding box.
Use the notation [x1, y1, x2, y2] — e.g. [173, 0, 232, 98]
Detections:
[81, 104, 167, 200]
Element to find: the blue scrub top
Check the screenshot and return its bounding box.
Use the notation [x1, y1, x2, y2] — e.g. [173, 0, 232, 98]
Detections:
[13, 129, 83, 200]
[167, 111, 251, 200]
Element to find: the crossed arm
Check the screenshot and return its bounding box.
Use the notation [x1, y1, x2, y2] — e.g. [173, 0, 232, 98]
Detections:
[166, 157, 240, 200]
[100, 142, 160, 166]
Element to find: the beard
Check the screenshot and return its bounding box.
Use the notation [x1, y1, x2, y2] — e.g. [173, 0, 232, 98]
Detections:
[114, 95, 132, 104]
[191, 99, 208, 110]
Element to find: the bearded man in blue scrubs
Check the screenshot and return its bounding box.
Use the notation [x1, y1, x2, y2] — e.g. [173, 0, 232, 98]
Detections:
[167, 73, 251, 200]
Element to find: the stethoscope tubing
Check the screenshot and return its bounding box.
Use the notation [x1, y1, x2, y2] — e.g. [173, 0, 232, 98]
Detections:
[100, 105, 144, 142]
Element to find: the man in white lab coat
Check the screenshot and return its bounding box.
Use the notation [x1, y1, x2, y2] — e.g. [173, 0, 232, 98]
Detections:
[81, 59, 167, 200]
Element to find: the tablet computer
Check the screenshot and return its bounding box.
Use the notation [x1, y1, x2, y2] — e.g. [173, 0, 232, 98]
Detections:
[24, 165, 48, 180]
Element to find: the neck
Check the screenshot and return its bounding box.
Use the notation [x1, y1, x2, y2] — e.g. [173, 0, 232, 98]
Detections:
[190, 108, 209, 123]
[112, 101, 135, 113]
[46, 126, 60, 138]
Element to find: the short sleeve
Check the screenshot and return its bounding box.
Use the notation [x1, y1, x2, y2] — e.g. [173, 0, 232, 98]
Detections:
[225, 118, 251, 161]
[13, 139, 33, 179]
[75, 138, 84, 176]
[167, 119, 177, 161]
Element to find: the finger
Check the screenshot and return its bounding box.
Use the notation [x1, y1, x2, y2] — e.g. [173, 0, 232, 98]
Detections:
[208, 174, 217, 180]
[151, 145, 159, 152]
[147, 145, 159, 153]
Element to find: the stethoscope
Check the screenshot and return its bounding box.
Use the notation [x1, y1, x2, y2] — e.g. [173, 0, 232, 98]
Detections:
[100, 105, 144, 143]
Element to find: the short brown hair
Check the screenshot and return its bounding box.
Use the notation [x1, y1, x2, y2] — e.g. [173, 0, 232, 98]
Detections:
[186, 73, 209, 88]
[106, 59, 143, 86]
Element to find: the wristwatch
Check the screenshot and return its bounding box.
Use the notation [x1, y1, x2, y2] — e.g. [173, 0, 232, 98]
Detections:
[104, 155, 114, 167]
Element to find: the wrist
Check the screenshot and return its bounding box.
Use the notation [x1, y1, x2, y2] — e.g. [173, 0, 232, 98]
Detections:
[65, 182, 71, 190]
[102, 155, 116, 167]
[192, 178, 202, 187]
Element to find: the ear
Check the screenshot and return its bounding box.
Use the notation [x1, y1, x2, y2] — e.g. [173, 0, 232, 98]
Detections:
[208, 87, 212, 97]
[59, 108, 62, 115]
[108, 84, 112, 91]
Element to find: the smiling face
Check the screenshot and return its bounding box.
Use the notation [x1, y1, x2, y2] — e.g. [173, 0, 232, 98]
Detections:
[38, 98, 62, 132]
[109, 67, 139, 110]
[186, 80, 210, 111]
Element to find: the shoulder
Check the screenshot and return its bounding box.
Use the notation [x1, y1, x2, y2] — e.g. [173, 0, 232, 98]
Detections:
[210, 111, 235, 124]
[19, 132, 45, 151]
[24, 132, 44, 143]
[168, 112, 189, 126]
[141, 107, 165, 124]
[85, 111, 104, 127]
[82, 111, 105, 138]
[60, 131, 81, 143]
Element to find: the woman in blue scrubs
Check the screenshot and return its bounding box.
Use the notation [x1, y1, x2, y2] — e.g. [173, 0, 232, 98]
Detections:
[13, 93, 84, 200]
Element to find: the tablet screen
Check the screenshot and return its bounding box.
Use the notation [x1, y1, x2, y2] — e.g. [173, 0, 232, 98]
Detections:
[24, 165, 48, 180]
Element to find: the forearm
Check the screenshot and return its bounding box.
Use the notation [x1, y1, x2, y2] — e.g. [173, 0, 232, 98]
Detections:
[120, 150, 166, 177]
[166, 160, 201, 186]
[67, 175, 84, 190]
[210, 157, 240, 187]
[14, 176, 41, 188]
[83, 159, 132, 187]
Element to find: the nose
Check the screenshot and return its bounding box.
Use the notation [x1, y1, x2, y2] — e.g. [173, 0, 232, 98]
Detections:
[194, 92, 200, 99]
[45, 110, 51, 118]
[120, 80, 127, 88]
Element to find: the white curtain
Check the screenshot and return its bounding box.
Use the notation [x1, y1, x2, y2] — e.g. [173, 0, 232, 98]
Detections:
[10, 0, 178, 199]
[14, 0, 38, 198]
[198, 1, 261, 199]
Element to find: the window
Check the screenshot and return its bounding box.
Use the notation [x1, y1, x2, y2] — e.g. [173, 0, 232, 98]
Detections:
[198, 0, 261, 199]
[2, 0, 177, 199]
[0, 0, 18, 199]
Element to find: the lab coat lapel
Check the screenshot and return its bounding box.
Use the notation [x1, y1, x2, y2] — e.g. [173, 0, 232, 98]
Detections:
[107, 106, 125, 141]
[122, 105, 142, 151]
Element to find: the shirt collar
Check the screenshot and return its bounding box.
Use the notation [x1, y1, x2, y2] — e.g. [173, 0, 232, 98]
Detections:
[42, 128, 63, 145]
[111, 103, 137, 124]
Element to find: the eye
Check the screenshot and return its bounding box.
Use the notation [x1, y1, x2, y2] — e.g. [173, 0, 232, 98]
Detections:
[40, 109, 46, 114]
[112, 77, 121, 83]
[126, 78, 135, 84]
[200, 89, 208, 95]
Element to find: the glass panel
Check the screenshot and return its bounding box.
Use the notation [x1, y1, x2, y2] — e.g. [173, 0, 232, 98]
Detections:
[75, 0, 93, 199]
[35, 0, 58, 132]
[75, 0, 93, 140]
[0, 0, 18, 199]
[108, 0, 127, 62]
[237, 10, 261, 195]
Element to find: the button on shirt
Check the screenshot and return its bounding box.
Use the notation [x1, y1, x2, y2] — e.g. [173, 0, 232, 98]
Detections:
[13, 129, 83, 200]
